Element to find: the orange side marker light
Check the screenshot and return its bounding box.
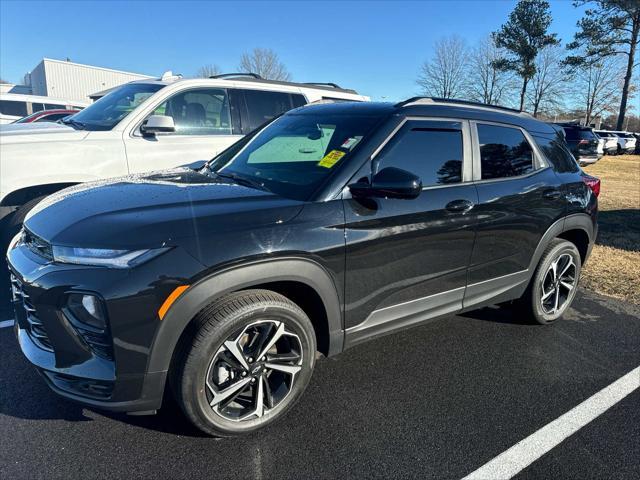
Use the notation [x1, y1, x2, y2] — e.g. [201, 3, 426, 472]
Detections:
[158, 285, 189, 320]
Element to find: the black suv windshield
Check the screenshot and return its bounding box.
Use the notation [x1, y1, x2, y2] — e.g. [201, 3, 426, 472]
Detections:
[208, 113, 381, 201]
[67, 83, 164, 131]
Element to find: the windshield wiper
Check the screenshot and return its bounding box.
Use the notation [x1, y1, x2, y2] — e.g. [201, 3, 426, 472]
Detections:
[62, 118, 86, 130]
[215, 172, 270, 192]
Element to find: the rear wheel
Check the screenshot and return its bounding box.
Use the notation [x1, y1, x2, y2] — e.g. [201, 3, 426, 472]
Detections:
[518, 238, 581, 325]
[172, 290, 316, 437]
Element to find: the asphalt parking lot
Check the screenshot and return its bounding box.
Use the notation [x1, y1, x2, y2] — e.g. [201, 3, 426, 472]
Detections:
[1, 269, 639, 479]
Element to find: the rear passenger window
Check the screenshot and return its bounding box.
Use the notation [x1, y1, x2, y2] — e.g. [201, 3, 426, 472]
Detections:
[477, 124, 534, 180]
[45, 103, 65, 110]
[31, 103, 45, 112]
[0, 100, 28, 117]
[242, 90, 297, 133]
[375, 121, 463, 186]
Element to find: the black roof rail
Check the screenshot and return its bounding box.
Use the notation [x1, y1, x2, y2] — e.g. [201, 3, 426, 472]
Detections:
[301, 82, 342, 89]
[210, 72, 263, 79]
[396, 96, 526, 115]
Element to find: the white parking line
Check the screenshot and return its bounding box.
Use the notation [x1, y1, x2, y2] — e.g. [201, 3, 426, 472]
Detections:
[0, 319, 15, 329]
[462, 365, 640, 480]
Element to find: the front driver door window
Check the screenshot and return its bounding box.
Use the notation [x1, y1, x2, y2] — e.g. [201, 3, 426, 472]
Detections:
[125, 88, 242, 173]
[151, 88, 232, 136]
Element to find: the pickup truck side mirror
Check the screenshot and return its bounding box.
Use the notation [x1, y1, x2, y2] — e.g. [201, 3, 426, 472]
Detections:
[349, 167, 422, 199]
[141, 115, 175, 136]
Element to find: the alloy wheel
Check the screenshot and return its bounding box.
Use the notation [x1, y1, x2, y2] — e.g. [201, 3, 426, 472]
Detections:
[540, 253, 576, 315]
[205, 320, 303, 422]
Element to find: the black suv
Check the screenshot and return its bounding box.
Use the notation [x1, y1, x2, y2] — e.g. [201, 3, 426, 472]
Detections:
[556, 123, 600, 165]
[7, 98, 599, 436]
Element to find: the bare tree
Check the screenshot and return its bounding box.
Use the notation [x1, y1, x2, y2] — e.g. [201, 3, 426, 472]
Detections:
[467, 36, 516, 105]
[195, 64, 222, 78]
[238, 48, 291, 81]
[417, 35, 468, 98]
[567, 1, 640, 130]
[526, 46, 568, 117]
[573, 55, 624, 124]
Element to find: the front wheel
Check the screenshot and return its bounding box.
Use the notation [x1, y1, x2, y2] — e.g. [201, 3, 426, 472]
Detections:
[518, 238, 581, 325]
[172, 290, 316, 436]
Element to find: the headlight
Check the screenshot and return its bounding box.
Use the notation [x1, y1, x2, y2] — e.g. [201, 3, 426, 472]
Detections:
[52, 246, 169, 268]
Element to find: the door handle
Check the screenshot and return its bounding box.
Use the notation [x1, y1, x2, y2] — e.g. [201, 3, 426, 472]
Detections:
[445, 199, 474, 213]
[542, 188, 562, 200]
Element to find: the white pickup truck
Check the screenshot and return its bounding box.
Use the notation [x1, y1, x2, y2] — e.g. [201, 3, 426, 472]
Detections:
[0, 73, 368, 245]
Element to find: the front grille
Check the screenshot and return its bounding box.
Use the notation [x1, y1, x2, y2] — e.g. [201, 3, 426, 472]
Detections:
[10, 274, 53, 351]
[75, 326, 113, 360]
[22, 228, 53, 261]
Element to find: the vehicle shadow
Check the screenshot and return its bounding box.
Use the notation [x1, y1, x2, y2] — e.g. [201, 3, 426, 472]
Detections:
[458, 303, 536, 325]
[596, 209, 640, 252]
[98, 394, 211, 438]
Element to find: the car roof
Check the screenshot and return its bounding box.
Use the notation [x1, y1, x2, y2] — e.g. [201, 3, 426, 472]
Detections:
[126, 76, 360, 95]
[292, 99, 557, 134]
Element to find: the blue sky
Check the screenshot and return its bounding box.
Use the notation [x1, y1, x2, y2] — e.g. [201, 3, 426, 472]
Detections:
[1, 0, 588, 101]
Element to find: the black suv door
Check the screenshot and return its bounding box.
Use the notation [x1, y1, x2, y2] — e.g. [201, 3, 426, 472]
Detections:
[464, 122, 566, 307]
[342, 118, 478, 345]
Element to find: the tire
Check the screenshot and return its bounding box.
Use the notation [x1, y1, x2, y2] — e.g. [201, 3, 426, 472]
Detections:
[172, 289, 317, 437]
[1, 195, 47, 249]
[518, 238, 581, 325]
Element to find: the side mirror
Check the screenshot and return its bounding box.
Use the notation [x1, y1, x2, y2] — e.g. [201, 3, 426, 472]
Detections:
[349, 167, 422, 199]
[141, 115, 175, 136]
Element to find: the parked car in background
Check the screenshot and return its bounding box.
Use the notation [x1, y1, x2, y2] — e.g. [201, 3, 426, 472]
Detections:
[594, 130, 619, 155]
[556, 123, 599, 165]
[0, 93, 88, 124]
[596, 136, 604, 159]
[612, 131, 637, 154]
[633, 133, 640, 154]
[7, 98, 599, 436]
[12, 108, 82, 124]
[0, 72, 368, 249]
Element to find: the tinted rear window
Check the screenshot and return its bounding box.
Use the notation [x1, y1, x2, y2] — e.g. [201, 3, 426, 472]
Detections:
[564, 127, 595, 141]
[0, 100, 28, 117]
[242, 90, 300, 133]
[534, 134, 580, 173]
[477, 124, 534, 180]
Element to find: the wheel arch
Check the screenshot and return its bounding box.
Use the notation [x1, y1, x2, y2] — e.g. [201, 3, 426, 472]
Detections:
[147, 257, 344, 375]
[527, 213, 595, 274]
[1, 183, 77, 207]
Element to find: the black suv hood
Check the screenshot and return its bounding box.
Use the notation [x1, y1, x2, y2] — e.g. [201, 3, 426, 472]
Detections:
[25, 168, 304, 249]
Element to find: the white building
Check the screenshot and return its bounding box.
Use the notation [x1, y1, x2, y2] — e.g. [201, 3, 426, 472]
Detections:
[25, 58, 153, 103]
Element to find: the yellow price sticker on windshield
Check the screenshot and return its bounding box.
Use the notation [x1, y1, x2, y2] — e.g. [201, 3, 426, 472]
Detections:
[318, 150, 345, 168]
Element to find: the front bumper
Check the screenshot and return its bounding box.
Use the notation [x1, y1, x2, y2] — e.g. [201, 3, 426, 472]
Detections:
[6, 240, 201, 413]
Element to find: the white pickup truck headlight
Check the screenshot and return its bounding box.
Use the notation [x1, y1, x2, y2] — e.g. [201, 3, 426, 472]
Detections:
[52, 246, 169, 268]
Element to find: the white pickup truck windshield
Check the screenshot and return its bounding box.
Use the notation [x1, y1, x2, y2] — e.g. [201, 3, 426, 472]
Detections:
[65, 83, 164, 131]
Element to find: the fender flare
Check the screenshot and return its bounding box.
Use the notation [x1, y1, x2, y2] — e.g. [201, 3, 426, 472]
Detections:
[526, 213, 595, 273]
[1, 183, 78, 207]
[146, 257, 344, 374]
